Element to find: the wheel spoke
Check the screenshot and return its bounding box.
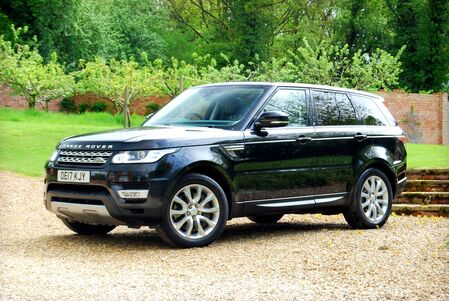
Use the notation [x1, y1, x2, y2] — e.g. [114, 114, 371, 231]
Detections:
[170, 208, 186, 215]
[200, 206, 219, 214]
[174, 216, 189, 230]
[198, 193, 215, 207]
[199, 215, 216, 227]
[378, 198, 388, 205]
[377, 189, 386, 197]
[193, 185, 203, 203]
[185, 217, 194, 237]
[370, 178, 376, 193]
[363, 182, 371, 193]
[371, 203, 378, 219]
[173, 196, 187, 209]
[375, 180, 382, 193]
[365, 204, 373, 217]
[362, 199, 370, 208]
[183, 187, 193, 203]
[374, 201, 384, 215]
[196, 217, 206, 237]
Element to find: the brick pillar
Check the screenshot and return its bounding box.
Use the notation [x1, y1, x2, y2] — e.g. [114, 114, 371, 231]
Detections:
[442, 93, 448, 145]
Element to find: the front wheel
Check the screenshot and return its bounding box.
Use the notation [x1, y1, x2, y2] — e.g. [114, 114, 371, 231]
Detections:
[157, 174, 229, 248]
[344, 168, 393, 229]
[61, 218, 116, 235]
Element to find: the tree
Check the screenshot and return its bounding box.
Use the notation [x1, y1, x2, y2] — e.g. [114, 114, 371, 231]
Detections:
[387, 0, 449, 91]
[76, 57, 157, 127]
[0, 28, 74, 110]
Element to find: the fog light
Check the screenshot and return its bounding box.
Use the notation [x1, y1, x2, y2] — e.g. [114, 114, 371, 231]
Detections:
[118, 190, 149, 199]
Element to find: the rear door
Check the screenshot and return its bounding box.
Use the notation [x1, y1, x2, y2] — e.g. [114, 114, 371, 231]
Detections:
[311, 90, 369, 204]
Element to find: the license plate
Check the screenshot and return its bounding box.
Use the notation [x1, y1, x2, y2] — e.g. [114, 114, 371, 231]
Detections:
[57, 170, 90, 183]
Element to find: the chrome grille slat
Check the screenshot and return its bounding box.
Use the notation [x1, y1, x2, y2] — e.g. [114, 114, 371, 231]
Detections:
[59, 150, 112, 157]
[57, 149, 112, 166]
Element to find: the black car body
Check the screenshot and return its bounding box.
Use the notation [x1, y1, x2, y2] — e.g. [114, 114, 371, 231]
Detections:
[45, 83, 407, 247]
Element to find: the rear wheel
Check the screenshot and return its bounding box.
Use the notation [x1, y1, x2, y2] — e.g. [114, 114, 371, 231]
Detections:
[344, 168, 393, 229]
[248, 214, 284, 224]
[157, 173, 229, 248]
[61, 218, 116, 235]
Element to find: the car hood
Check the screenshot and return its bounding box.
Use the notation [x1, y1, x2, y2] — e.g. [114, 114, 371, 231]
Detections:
[59, 126, 243, 150]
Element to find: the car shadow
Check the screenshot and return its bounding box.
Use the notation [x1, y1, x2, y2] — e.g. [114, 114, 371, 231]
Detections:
[30, 220, 350, 251]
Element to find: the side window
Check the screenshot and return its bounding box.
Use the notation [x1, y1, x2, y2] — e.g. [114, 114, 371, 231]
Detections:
[263, 89, 308, 127]
[335, 93, 358, 125]
[312, 91, 339, 125]
[351, 94, 388, 126]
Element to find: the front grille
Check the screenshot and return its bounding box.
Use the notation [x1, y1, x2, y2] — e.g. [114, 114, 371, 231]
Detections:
[57, 150, 113, 166]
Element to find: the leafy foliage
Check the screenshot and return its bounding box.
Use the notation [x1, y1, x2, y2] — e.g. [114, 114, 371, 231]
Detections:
[0, 27, 74, 110]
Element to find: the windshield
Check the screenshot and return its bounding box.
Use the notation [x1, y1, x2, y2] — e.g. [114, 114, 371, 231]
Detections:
[143, 85, 268, 128]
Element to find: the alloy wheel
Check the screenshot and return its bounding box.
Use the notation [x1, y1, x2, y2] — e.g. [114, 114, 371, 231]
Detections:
[169, 184, 220, 239]
[360, 175, 389, 222]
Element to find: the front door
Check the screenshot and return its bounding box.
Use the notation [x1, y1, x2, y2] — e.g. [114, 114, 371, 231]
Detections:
[239, 88, 316, 214]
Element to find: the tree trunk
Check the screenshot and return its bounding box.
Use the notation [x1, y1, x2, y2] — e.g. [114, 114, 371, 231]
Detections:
[27, 97, 36, 110]
[124, 88, 129, 128]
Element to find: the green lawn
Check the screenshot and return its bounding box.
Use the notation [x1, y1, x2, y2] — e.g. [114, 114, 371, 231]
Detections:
[406, 143, 449, 170]
[0, 108, 144, 176]
[0, 108, 448, 177]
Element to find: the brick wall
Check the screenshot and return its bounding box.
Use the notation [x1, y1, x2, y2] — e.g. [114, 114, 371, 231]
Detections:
[1, 85, 448, 145]
[376, 91, 448, 145]
[0, 85, 170, 115]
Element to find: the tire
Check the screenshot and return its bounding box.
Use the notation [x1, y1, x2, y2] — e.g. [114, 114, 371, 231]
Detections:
[248, 214, 283, 224]
[344, 168, 393, 229]
[156, 173, 229, 248]
[61, 218, 116, 235]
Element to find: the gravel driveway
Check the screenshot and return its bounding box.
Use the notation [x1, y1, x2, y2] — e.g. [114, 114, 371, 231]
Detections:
[0, 171, 448, 300]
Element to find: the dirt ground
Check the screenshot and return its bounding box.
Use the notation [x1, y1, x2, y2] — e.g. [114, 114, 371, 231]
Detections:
[0, 171, 448, 300]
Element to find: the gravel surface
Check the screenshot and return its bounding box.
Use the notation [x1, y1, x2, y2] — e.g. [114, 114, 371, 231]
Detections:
[0, 171, 448, 301]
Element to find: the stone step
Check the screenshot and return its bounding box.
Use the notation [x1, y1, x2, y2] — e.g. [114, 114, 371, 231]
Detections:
[405, 180, 449, 192]
[392, 204, 449, 217]
[407, 169, 449, 180]
[396, 192, 449, 205]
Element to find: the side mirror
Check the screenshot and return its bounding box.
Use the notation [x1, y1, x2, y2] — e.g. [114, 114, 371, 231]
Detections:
[255, 111, 289, 130]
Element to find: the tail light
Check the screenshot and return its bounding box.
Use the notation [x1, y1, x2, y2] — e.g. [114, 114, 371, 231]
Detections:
[398, 135, 407, 144]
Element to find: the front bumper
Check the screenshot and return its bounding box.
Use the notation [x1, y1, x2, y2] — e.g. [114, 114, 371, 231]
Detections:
[44, 161, 175, 226]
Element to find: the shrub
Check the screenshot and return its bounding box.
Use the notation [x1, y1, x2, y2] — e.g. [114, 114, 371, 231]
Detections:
[59, 97, 77, 113]
[145, 102, 161, 114]
[91, 101, 107, 112]
[78, 103, 90, 113]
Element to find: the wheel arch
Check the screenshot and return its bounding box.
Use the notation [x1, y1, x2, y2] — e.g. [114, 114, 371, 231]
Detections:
[358, 159, 397, 196]
[177, 161, 235, 214]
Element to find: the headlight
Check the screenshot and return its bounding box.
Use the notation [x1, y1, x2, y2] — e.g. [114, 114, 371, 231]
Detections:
[112, 148, 178, 164]
[49, 150, 58, 161]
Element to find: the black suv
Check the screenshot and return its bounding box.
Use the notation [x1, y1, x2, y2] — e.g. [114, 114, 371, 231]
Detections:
[45, 83, 407, 247]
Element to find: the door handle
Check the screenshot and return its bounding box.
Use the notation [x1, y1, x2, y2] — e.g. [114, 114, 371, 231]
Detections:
[354, 133, 368, 141]
[296, 136, 312, 144]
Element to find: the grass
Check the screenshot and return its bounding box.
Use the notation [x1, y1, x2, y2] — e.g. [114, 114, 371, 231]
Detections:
[406, 143, 449, 170]
[0, 108, 448, 177]
[0, 108, 144, 176]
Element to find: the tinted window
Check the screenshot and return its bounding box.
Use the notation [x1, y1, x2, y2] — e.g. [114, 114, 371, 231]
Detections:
[312, 91, 357, 125]
[335, 93, 358, 125]
[351, 94, 388, 126]
[263, 89, 308, 127]
[313, 91, 339, 125]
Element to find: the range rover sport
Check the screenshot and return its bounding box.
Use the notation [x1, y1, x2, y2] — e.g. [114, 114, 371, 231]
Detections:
[44, 83, 407, 247]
